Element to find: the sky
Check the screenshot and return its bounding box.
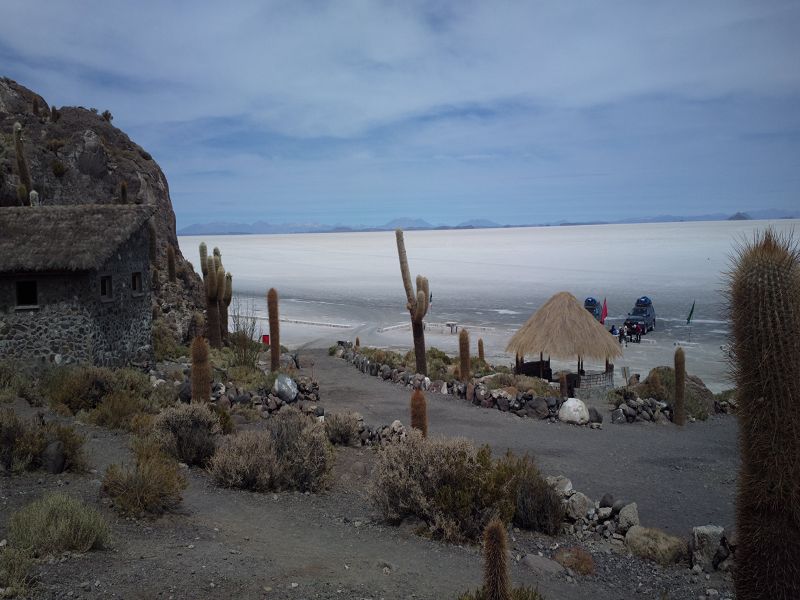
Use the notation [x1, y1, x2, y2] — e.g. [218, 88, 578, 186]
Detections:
[2, 1, 799, 228]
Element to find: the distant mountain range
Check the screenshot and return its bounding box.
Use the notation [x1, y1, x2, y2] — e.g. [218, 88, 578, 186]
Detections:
[178, 208, 796, 236]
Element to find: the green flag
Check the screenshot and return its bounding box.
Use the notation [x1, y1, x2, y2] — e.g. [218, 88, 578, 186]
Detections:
[686, 300, 696, 325]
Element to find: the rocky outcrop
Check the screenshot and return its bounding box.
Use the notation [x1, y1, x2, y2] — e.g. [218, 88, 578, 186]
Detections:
[0, 77, 204, 333]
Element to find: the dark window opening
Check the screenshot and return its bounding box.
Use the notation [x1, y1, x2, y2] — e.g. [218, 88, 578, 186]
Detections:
[16, 281, 38, 306]
[100, 275, 113, 299]
[131, 272, 143, 293]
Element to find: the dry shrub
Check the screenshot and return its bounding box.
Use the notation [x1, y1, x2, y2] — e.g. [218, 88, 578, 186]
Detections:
[152, 403, 221, 466]
[0, 410, 86, 474]
[209, 408, 332, 492]
[88, 390, 144, 430]
[102, 438, 187, 517]
[554, 546, 595, 575]
[496, 453, 565, 536]
[371, 432, 520, 542]
[0, 547, 34, 597]
[9, 493, 109, 556]
[41, 366, 150, 414]
[325, 412, 360, 446]
[129, 413, 155, 435]
[208, 403, 235, 434]
[513, 375, 552, 396]
[625, 526, 687, 566]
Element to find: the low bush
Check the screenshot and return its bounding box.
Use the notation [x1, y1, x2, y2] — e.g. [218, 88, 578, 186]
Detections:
[554, 546, 595, 575]
[624, 526, 687, 566]
[0, 360, 39, 405]
[9, 493, 109, 556]
[209, 408, 332, 492]
[325, 412, 360, 446]
[88, 390, 144, 430]
[153, 319, 185, 361]
[153, 403, 221, 466]
[498, 453, 564, 535]
[0, 547, 34, 597]
[0, 410, 86, 474]
[102, 438, 186, 517]
[208, 403, 235, 434]
[41, 366, 149, 414]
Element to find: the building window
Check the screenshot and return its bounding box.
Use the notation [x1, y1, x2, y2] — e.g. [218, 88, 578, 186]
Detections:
[16, 281, 38, 307]
[131, 272, 143, 294]
[100, 275, 113, 300]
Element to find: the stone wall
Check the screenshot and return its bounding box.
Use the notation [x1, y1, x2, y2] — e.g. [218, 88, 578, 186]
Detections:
[0, 225, 152, 366]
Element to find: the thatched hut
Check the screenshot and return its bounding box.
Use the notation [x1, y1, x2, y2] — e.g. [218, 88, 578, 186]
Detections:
[0, 205, 155, 366]
[506, 291, 622, 390]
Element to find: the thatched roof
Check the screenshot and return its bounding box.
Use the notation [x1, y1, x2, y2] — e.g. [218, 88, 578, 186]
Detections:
[0, 205, 155, 273]
[506, 291, 623, 361]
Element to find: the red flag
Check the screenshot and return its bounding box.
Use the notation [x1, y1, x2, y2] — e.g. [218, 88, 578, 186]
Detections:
[600, 298, 608, 324]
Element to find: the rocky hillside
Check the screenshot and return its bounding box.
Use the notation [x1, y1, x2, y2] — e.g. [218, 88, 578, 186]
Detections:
[0, 77, 204, 328]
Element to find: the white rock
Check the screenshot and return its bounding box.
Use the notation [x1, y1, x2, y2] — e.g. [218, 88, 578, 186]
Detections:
[690, 525, 725, 572]
[558, 398, 590, 425]
[546, 475, 574, 497]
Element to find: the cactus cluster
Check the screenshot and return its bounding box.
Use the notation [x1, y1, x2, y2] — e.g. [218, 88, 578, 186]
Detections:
[728, 229, 800, 599]
[198, 242, 232, 349]
[267, 288, 280, 371]
[395, 229, 430, 375]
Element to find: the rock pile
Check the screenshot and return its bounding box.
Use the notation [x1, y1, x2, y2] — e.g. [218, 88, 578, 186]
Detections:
[610, 396, 672, 425]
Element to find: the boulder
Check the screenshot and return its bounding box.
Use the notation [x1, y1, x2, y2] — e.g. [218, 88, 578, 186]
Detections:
[178, 380, 192, 403]
[42, 441, 66, 474]
[625, 525, 687, 565]
[599, 493, 615, 508]
[610, 408, 626, 424]
[689, 525, 725, 572]
[588, 406, 603, 423]
[527, 397, 550, 419]
[566, 491, 592, 521]
[272, 374, 298, 403]
[521, 554, 564, 576]
[558, 398, 590, 425]
[617, 503, 640, 533]
[546, 475, 573, 497]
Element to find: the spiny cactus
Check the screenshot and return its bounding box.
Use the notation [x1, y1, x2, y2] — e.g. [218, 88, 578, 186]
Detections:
[355, 336, 360, 349]
[199, 242, 208, 279]
[459, 328, 470, 382]
[13, 122, 31, 204]
[673, 347, 686, 426]
[213, 247, 221, 259]
[16, 184, 27, 204]
[120, 180, 128, 204]
[148, 221, 157, 264]
[478, 338, 485, 362]
[167, 245, 176, 282]
[395, 229, 430, 375]
[267, 288, 280, 372]
[205, 255, 222, 349]
[410, 389, 428, 437]
[216, 267, 226, 339]
[559, 372, 568, 398]
[151, 268, 160, 291]
[483, 519, 511, 600]
[190, 336, 211, 403]
[221, 273, 232, 342]
[729, 229, 800, 600]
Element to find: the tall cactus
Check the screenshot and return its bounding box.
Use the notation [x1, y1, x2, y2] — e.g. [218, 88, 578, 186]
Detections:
[410, 389, 428, 437]
[216, 267, 226, 340]
[199, 242, 208, 279]
[205, 255, 222, 349]
[395, 229, 430, 375]
[13, 122, 31, 204]
[673, 347, 686, 426]
[221, 273, 233, 342]
[267, 288, 280, 372]
[478, 338, 485, 362]
[483, 519, 511, 600]
[190, 336, 211, 402]
[459, 328, 470, 382]
[167, 244, 176, 282]
[559, 372, 568, 398]
[729, 229, 800, 600]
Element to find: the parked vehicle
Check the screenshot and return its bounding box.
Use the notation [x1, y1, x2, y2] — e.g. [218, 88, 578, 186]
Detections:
[624, 296, 656, 332]
[584, 297, 602, 321]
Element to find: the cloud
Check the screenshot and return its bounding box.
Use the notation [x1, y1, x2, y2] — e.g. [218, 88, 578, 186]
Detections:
[1, 0, 799, 225]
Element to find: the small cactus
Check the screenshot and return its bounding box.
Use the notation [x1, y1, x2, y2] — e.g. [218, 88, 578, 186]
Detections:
[50, 106, 60, 122]
[729, 229, 800, 599]
[120, 180, 128, 204]
[478, 338, 485, 362]
[216, 267, 226, 339]
[410, 389, 428, 437]
[151, 268, 160, 291]
[459, 328, 470, 382]
[13, 122, 32, 203]
[199, 242, 208, 279]
[32, 97, 40, 116]
[167, 245, 176, 282]
[559, 372, 568, 398]
[205, 256, 222, 349]
[28, 190, 39, 206]
[190, 336, 211, 403]
[673, 347, 686, 426]
[355, 336, 360, 349]
[267, 288, 280, 371]
[483, 519, 511, 600]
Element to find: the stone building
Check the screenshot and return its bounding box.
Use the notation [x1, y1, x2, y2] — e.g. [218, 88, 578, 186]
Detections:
[0, 205, 154, 366]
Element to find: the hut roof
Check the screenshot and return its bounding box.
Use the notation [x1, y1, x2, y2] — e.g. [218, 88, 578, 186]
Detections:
[0, 205, 155, 273]
[505, 291, 623, 361]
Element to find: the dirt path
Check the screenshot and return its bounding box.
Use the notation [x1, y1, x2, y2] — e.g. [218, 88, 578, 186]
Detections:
[309, 349, 739, 536]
